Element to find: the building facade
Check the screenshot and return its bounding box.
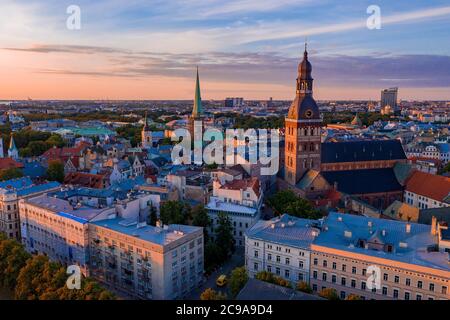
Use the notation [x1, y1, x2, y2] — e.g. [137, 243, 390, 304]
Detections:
[245, 214, 319, 284]
[89, 219, 203, 300]
[310, 213, 449, 300]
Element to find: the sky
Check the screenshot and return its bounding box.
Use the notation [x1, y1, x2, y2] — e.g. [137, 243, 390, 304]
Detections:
[0, 0, 450, 101]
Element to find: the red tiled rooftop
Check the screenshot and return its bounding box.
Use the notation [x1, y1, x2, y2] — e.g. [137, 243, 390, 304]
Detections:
[405, 171, 450, 202]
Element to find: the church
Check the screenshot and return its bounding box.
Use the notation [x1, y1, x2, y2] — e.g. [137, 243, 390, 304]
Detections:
[279, 45, 407, 210]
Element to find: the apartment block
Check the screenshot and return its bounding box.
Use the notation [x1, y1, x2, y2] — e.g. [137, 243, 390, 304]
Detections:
[245, 214, 319, 284]
[310, 213, 450, 300]
[89, 219, 203, 299]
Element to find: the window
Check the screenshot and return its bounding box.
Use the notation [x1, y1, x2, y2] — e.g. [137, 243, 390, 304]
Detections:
[323, 260, 327, 268]
[405, 278, 411, 286]
[351, 279, 356, 288]
[404, 292, 410, 300]
[393, 289, 399, 299]
[417, 280, 423, 289]
[285, 270, 290, 278]
[342, 264, 346, 272]
[312, 284, 317, 292]
[254, 263, 258, 271]
[298, 273, 304, 281]
[394, 276, 399, 283]
[442, 286, 447, 295]
[268, 254, 272, 261]
[313, 271, 317, 279]
[332, 262, 337, 270]
[276, 256, 280, 263]
[429, 283, 434, 292]
[352, 267, 357, 274]
[275, 267, 280, 276]
[299, 261, 304, 269]
[340, 291, 346, 299]
[362, 269, 366, 276]
[322, 273, 327, 281]
[361, 281, 366, 290]
[382, 287, 387, 295]
[383, 273, 388, 281]
[332, 275, 336, 283]
[267, 265, 272, 273]
[341, 277, 346, 286]
[254, 250, 259, 258]
[416, 294, 422, 300]
[313, 258, 318, 266]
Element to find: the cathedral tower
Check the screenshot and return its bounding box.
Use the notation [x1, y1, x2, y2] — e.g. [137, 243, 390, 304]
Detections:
[188, 67, 203, 141]
[284, 44, 322, 185]
[141, 112, 152, 149]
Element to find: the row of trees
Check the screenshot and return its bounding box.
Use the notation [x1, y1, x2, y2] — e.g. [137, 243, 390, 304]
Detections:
[267, 190, 322, 219]
[155, 201, 235, 273]
[0, 159, 64, 182]
[0, 128, 65, 158]
[0, 233, 115, 300]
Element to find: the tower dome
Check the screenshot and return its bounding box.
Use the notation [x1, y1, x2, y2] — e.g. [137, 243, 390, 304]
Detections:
[287, 44, 320, 120]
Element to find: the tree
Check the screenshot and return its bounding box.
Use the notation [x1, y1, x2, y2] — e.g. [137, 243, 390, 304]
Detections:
[440, 162, 450, 174]
[296, 281, 313, 294]
[318, 288, 339, 300]
[255, 271, 291, 288]
[204, 242, 222, 274]
[0, 238, 30, 289]
[191, 205, 211, 242]
[267, 190, 321, 219]
[46, 160, 65, 182]
[147, 204, 158, 226]
[0, 168, 23, 181]
[229, 267, 248, 297]
[345, 294, 362, 300]
[200, 288, 227, 300]
[159, 201, 189, 225]
[215, 212, 235, 260]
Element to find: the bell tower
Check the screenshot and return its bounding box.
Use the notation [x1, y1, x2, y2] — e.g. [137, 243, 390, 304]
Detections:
[141, 112, 152, 149]
[285, 44, 322, 185]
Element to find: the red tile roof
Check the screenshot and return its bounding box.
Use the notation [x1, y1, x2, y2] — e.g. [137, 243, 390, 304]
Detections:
[222, 177, 260, 197]
[64, 172, 108, 189]
[405, 171, 450, 202]
[0, 158, 24, 170]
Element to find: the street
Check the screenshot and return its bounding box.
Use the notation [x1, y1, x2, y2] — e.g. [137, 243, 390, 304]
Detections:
[185, 247, 245, 300]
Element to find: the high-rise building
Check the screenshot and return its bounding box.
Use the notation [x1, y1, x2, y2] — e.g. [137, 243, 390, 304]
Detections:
[225, 97, 244, 108]
[381, 87, 398, 113]
[284, 44, 322, 185]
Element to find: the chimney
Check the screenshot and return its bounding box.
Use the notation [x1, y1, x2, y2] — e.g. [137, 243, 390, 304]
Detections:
[406, 223, 411, 234]
[431, 216, 437, 236]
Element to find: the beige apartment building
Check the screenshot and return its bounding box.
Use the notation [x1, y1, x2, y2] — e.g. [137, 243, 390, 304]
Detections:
[89, 219, 203, 300]
[0, 178, 60, 240]
[310, 213, 450, 300]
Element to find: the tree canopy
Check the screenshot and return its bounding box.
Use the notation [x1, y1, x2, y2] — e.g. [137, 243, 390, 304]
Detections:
[267, 190, 321, 219]
[46, 160, 65, 182]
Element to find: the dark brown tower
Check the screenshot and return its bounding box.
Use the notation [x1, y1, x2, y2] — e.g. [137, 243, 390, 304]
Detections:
[285, 44, 322, 185]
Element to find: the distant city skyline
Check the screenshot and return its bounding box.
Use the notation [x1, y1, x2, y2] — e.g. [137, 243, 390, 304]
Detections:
[1, 0, 450, 100]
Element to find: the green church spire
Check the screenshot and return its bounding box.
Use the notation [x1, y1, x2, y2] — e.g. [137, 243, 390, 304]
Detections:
[192, 67, 203, 118]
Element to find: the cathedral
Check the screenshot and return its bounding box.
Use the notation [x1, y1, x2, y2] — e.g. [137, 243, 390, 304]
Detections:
[280, 45, 407, 210]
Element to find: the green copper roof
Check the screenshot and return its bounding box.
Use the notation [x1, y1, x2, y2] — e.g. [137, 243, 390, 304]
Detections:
[192, 67, 203, 117]
[9, 135, 17, 151]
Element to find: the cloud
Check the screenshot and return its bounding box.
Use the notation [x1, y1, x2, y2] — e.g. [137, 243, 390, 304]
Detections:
[10, 44, 448, 88]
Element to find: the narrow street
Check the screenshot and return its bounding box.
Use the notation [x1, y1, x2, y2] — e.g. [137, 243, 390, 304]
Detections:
[185, 247, 245, 300]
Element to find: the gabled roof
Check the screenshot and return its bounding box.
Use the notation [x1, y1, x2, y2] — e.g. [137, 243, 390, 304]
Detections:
[321, 168, 403, 194]
[405, 171, 450, 202]
[321, 139, 406, 163]
[222, 177, 260, 197]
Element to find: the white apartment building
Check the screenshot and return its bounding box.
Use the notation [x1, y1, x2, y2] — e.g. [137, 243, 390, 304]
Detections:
[404, 171, 450, 209]
[0, 178, 60, 240]
[206, 177, 262, 246]
[89, 219, 203, 300]
[245, 214, 319, 284]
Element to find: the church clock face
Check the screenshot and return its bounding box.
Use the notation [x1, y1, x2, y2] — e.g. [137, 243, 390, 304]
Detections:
[305, 109, 313, 118]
